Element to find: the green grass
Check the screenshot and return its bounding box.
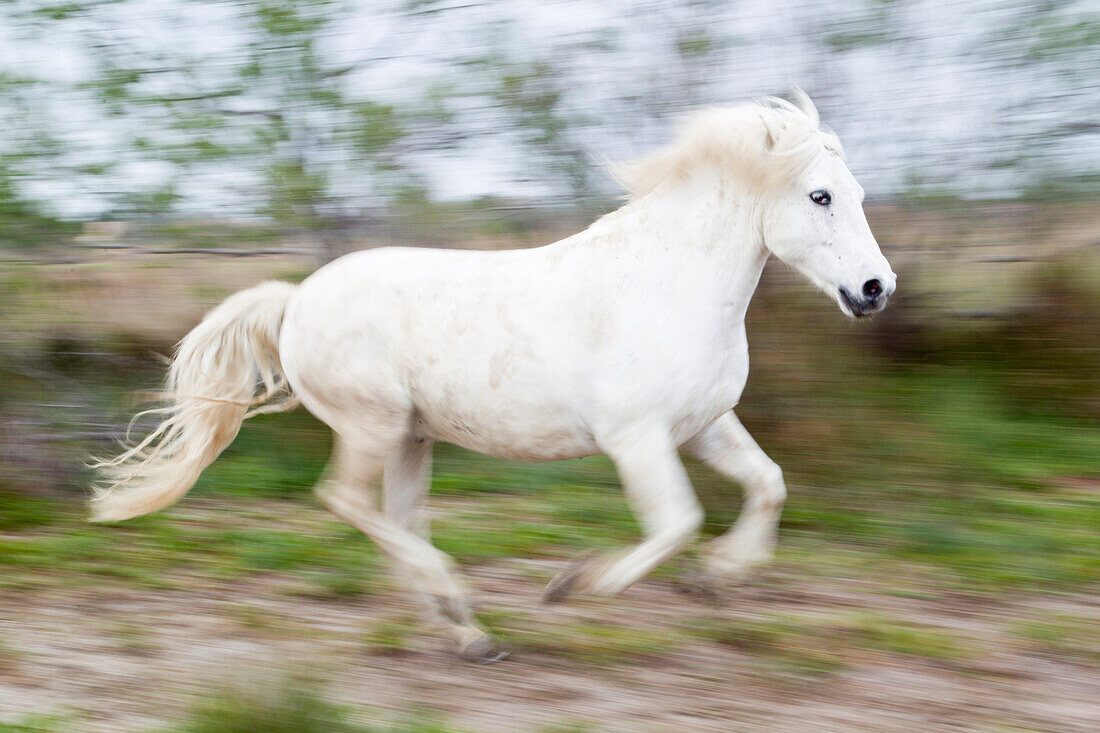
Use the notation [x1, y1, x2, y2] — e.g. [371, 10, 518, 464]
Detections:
[0, 495, 57, 532]
[1, 356, 1096, 597]
[480, 609, 675, 665]
[684, 610, 975, 675]
[1008, 612, 1100, 663]
[723, 358, 1100, 592]
[0, 635, 23, 674]
[685, 614, 849, 675]
[170, 674, 465, 733]
[843, 612, 974, 661]
[191, 410, 332, 499]
[174, 676, 364, 733]
[0, 717, 68, 733]
[107, 621, 159, 655]
[0, 682, 470, 733]
[0, 494, 386, 597]
[362, 616, 420, 655]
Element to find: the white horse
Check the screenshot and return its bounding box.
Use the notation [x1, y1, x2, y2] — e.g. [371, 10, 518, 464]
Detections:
[91, 92, 895, 662]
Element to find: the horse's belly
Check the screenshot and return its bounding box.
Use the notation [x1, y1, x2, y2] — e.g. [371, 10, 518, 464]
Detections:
[417, 402, 598, 462]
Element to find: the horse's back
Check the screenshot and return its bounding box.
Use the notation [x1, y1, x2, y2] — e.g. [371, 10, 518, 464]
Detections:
[279, 245, 601, 458]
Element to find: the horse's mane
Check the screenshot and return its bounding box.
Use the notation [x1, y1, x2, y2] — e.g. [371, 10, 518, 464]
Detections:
[612, 90, 844, 200]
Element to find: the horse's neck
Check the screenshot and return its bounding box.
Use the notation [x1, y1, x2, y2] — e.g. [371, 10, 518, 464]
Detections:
[587, 174, 770, 322]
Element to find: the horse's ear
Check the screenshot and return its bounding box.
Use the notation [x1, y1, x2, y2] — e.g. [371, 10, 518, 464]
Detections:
[759, 112, 779, 152]
[790, 87, 820, 127]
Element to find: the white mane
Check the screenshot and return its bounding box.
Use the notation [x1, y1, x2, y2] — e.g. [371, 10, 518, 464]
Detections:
[613, 91, 845, 200]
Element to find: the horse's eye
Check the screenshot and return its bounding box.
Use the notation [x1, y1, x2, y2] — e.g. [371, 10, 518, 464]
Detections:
[810, 190, 831, 206]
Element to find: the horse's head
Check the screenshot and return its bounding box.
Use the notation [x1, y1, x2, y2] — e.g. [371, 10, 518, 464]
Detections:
[612, 91, 896, 317]
[757, 94, 896, 318]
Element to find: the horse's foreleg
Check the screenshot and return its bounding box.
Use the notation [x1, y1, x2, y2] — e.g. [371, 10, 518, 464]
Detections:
[685, 411, 787, 582]
[545, 426, 703, 601]
[318, 435, 505, 662]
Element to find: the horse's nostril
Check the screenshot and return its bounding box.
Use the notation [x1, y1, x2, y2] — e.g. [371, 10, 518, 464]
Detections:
[862, 279, 883, 300]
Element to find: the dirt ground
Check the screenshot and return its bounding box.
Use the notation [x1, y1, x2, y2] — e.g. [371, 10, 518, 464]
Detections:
[2, 517, 1097, 733]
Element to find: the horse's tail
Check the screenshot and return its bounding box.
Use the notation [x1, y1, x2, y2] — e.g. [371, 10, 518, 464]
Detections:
[89, 280, 299, 522]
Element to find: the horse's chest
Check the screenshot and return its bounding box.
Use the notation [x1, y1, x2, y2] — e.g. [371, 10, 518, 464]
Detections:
[669, 341, 749, 441]
[592, 324, 750, 439]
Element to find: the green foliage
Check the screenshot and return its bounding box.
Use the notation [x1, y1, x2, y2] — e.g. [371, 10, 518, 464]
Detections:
[0, 167, 76, 245]
[492, 59, 593, 198]
[352, 102, 406, 157]
[32, 4, 88, 22]
[27, 0, 420, 232]
[2, 0, 1098, 221]
[824, 28, 894, 51]
[675, 34, 715, 58]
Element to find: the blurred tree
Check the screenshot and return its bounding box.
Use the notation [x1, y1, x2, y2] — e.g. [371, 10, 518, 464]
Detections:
[979, 0, 1099, 198]
[4, 0, 1095, 228]
[34, 0, 456, 259]
[490, 56, 597, 201]
[452, 0, 739, 205]
[0, 165, 76, 246]
[0, 71, 78, 245]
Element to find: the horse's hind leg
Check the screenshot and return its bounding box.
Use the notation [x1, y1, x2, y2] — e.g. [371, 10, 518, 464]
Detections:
[684, 411, 787, 582]
[545, 425, 704, 601]
[381, 433, 505, 655]
[317, 431, 504, 662]
[383, 434, 432, 539]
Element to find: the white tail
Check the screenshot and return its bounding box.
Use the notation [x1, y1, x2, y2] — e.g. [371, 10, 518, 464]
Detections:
[90, 281, 298, 522]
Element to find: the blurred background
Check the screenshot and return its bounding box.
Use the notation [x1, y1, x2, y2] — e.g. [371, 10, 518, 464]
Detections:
[0, 1, 1097, 731]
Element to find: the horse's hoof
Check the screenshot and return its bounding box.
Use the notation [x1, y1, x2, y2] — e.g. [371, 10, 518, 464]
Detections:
[458, 635, 511, 664]
[542, 552, 595, 604]
[674, 572, 724, 607]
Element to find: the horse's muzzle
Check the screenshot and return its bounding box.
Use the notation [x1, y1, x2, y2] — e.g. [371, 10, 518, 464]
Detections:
[839, 284, 889, 318]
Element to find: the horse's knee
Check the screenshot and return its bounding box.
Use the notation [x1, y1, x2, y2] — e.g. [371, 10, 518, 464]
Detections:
[315, 480, 359, 515]
[668, 500, 705, 543]
[750, 462, 786, 512]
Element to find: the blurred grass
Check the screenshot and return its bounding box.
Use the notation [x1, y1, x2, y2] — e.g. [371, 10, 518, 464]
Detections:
[0, 635, 23, 674]
[684, 609, 976, 676]
[1, 271, 1098, 598]
[0, 718, 68, 733]
[1, 354, 1093, 597]
[480, 608, 674, 665]
[166, 673, 463, 733]
[232, 336, 1098, 591]
[1, 206, 1098, 606]
[1008, 612, 1100, 664]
